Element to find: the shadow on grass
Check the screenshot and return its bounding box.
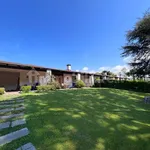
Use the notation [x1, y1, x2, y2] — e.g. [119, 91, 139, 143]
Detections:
[1, 88, 150, 150]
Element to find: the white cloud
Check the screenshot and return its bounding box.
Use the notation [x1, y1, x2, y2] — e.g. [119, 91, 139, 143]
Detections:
[89, 70, 96, 73]
[82, 67, 89, 71]
[99, 67, 110, 71]
[111, 65, 130, 74]
[99, 65, 131, 75]
[78, 64, 130, 75]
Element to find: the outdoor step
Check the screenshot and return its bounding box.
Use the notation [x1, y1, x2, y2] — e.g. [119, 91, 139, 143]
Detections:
[0, 108, 14, 113]
[16, 142, 36, 150]
[0, 107, 25, 116]
[0, 113, 24, 120]
[0, 128, 29, 146]
[0, 119, 26, 130]
[0, 99, 24, 105]
[11, 119, 26, 127]
[16, 100, 24, 103]
[0, 122, 10, 130]
[0, 101, 15, 105]
[0, 104, 24, 108]
[15, 107, 25, 111]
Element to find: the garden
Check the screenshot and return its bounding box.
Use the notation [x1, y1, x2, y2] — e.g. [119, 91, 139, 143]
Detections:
[0, 88, 150, 150]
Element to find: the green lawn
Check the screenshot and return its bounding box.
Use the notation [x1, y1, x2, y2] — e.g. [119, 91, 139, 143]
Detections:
[0, 88, 150, 150]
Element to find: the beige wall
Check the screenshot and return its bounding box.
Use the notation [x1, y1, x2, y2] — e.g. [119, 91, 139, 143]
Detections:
[20, 70, 46, 86]
[63, 73, 92, 87]
[81, 75, 91, 86]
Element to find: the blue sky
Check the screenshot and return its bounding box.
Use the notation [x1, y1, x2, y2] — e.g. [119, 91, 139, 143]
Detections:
[0, 0, 149, 73]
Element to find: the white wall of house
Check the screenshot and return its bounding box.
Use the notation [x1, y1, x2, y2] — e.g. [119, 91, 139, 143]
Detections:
[89, 75, 94, 86]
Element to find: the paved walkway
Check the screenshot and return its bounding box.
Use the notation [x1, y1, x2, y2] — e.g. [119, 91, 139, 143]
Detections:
[4, 91, 20, 95]
[0, 98, 36, 149]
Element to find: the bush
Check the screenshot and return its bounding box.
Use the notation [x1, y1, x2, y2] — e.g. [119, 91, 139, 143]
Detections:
[48, 81, 61, 89]
[75, 80, 85, 88]
[37, 85, 56, 92]
[21, 86, 31, 93]
[94, 78, 101, 87]
[0, 88, 5, 95]
[101, 80, 150, 93]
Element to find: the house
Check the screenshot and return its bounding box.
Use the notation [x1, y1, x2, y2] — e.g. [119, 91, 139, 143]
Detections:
[0, 60, 101, 91]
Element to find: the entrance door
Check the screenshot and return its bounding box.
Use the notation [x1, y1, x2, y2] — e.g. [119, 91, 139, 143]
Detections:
[55, 76, 63, 85]
[32, 76, 35, 84]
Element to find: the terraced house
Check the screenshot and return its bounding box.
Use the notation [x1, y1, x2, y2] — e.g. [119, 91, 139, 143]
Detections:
[0, 60, 101, 91]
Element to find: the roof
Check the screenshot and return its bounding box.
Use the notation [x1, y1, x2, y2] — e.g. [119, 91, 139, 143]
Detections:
[0, 60, 98, 75]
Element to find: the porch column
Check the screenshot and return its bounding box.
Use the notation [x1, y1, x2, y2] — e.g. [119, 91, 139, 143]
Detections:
[77, 73, 81, 80]
[45, 70, 52, 83]
[90, 75, 94, 86]
[46, 70, 52, 76]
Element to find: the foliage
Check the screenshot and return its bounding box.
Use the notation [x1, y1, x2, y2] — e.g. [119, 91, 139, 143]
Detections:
[101, 80, 150, 92]
[21, 86, 31, 93]
[122, 11, 150, 76]
[36, 85, 56, 92]
[75, 80, 85, 88]
[126, 68, 137, 79]
[0, 88, 5, 95]
[48, 81, 61, 89]
[126, 68, 147, 80]
[101, 70, 117, 77]
[94, 78, 101, 87]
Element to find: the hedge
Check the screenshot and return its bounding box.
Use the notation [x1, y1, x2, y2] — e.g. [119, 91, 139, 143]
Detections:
[21, 86, 31, 93]
[101, 80, 150, 93]
[48, 81, 61, 89]
[36, 85, 56, 92]
[0, 88, 5, 95]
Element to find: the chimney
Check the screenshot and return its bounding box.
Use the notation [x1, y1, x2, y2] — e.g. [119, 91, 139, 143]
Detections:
[67, 64, 71, 71]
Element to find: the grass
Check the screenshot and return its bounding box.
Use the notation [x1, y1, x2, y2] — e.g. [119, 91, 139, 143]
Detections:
[0, 88, 150, 150]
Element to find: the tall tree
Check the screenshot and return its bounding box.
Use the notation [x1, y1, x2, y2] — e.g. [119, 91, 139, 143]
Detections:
[122, 11, 150, 76]
[101, 70, 116, 77]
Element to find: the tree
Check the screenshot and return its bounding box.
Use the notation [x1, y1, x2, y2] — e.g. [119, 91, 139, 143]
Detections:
[121, 67, 127, 77]
[126, 68, 137, 80]
[122, 10, 150, 76]
[101, 70, 116, 78]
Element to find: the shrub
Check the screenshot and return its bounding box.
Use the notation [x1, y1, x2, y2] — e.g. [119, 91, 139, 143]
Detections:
[94, 78, 101, 87]
[0, 88, 5, 95]
[48, 81, 61, 89]
[75, 80, 85, 88]
[37, 85, 56, 92]
[21, 86, 31, 93]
